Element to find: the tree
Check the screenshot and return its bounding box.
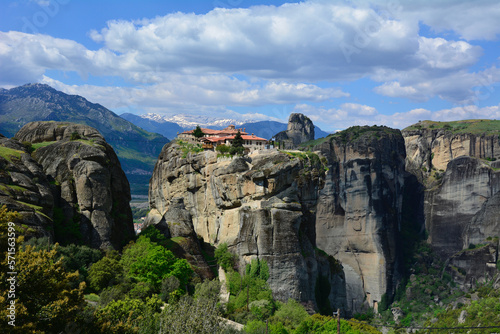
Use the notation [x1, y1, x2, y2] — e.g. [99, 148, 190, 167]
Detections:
[96, 295, 162, 333]
[273, 299, 309, 329]
[88, 250, 124, 291]
[193, 125, 205, 138]
[230, 130, 245, 155]
[0, 244, 86, 333]
[121, 235, 193, 290]
[159, 295, 227, 333]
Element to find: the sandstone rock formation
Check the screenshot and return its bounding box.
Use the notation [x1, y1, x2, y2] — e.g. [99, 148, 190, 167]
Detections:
[314, 126, 406, 313]
[147, 142, 347, 311]
[423, 156, 500, 258]
[15, 121, 134, 249]
[403, 121, 500, 184]
[274, 113, 315, 148]
[0, 134, 53, 239]
[147, 125, 408, 314]
[403, 121, 500, 260]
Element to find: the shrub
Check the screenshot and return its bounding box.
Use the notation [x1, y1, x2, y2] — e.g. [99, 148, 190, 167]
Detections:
[215, 243, 235, 271]
[272, 299, 309, 329]
[70, 132, 81, 140]
[216, 144, 230, 154]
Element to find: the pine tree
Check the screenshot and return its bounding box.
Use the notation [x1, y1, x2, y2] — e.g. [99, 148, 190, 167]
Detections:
[193, 125, 205, 138]
[230, 130, 245, 155]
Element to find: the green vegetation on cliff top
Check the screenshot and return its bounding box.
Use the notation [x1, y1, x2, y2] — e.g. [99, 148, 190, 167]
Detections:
[404, 119, 500, 135]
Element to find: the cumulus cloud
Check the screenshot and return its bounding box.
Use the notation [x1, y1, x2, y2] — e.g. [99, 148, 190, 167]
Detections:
[40, 75, 345, 114]
[350, 0, 500, 41]
[1, 0, 499, 110]
[85, 2, 420, 81]
[374, 66, 500, 103]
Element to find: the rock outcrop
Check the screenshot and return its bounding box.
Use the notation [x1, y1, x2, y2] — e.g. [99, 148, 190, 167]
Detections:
[274, 113, 315, 148]
[403, 120, 500, 260]
[15, 121, 134, 249]
[0, 134, 53, 239]
[446, 241, 499, 290]
[403, 120, 500, 184]
[145, 196, 214, 279]
[147, 142, 347, 311]
[314, 126, 406, 313]
[147, 125, 407, 314]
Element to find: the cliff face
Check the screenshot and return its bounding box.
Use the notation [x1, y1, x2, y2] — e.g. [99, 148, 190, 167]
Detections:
[15, 121, 134, 249]
[148, 126, 406, 314]
[0, 134, 54, 239]
[147, 143, 347, 310]
[274, 113, 315, 148]
[403, 121, 500, 260]
[314, 126, 406, 313]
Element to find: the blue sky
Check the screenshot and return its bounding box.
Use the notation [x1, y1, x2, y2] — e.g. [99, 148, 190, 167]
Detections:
[1, 0, 500, 131]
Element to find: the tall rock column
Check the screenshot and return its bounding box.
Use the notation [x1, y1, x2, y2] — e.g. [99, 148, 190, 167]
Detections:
[315, 126, 406, 314]
[274, 113, 315, 148]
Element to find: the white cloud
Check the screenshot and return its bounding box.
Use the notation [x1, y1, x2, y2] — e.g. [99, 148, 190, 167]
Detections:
[351, 0, 500, 41]
[40, 75, 345, 116]
[293, 103, 382, 130]
[416, 37, 482, 70]
[374, 67, 500, 103]
[86, 2, 420, 81]
[30, 0, 50, 7]
[1, 0, 499, 107]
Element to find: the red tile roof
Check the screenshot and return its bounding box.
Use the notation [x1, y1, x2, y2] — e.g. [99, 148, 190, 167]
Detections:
[181, 125, 248, 136]
[226, 135, 267, 141]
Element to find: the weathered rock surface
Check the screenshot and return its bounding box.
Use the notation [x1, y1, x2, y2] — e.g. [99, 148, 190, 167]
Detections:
[0, 134, 53, 238]
[15, 121, 134, 249]
[274, 113, 315, 148]
[147, 125, 407, 314]
[403, 122, 500, 183]
[424, 156, 500, 258]
[464, 191, 500, 248]
[147, 143, 346, 311]
[403, 122, 500, 260]
[446, 241, 498, 290]
[314, 126, 406, 313]
[145, 197, 214, 279]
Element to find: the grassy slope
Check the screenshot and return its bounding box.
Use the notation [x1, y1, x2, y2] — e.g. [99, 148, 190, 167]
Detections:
[403, 119, 500, 135]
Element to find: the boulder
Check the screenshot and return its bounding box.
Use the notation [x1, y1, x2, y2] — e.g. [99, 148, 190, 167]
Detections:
[15, 122, 134, 249]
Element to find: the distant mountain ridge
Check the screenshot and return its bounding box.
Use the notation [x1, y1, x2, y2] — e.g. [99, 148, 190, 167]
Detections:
[0, 84, 169, 195]
[121, 113, 330, 140]
[142, 113, 246, 129]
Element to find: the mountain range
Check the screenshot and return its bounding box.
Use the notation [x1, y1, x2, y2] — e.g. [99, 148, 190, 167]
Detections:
[0, 83, 169, 195]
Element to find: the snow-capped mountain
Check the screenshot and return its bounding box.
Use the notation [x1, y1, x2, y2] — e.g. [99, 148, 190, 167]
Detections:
[142, 113, 246, 130]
